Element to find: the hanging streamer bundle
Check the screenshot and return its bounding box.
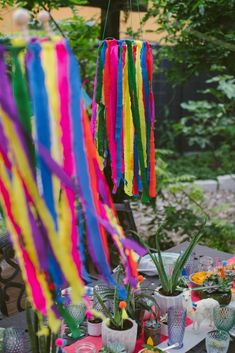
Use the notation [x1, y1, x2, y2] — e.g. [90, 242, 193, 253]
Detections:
[0, 37, 144, 331]
[91, 39, 156, 203]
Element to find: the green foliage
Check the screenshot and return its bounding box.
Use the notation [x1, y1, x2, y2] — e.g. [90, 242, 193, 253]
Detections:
[144, 0, 235, 83]
[174, 73, 235, 150]
[202, 273, 233, 293]
[166, 149, 235, 180]
[58, 15, 99, 93]
[140, 232, 202, 295]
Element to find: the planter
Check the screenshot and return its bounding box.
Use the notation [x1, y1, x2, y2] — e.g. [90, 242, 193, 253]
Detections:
[102, 319, 137, 353]
[154, 287, 183, 316]
[144, 324, 161, 346]
[87, 318, 102, 336]
[199, 290, 232, 305]
[160, 321, 168, 336]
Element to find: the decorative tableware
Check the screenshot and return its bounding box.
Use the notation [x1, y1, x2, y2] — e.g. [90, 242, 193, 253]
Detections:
[167, 307, 186, 349]
[189, 271, 208, 288]
[3, 328, 24, 353]
[76, 342, 96, 353]
[213, 306, 235, 332]
[155, 288, 183, 316]
[87, 318, 103, 336]
[66, 303, 86, 338]
[206, 330, 230, 353]
[198, 256, 214, 272]
[102, 319, 137, 353]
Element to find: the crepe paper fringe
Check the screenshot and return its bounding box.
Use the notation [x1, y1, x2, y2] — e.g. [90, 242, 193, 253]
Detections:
[0, 38, 141, 331]
[92, 39, 157, 202]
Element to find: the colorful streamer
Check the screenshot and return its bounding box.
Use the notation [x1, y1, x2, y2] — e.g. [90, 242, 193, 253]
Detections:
[91, 39, 157, 202]
[0, 37, 143, 330]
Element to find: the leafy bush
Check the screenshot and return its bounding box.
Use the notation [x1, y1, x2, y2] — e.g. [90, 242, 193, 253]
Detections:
[144, 0, 235, 83]
[166, 150, 235, 180]
[175, 73, 235, 151]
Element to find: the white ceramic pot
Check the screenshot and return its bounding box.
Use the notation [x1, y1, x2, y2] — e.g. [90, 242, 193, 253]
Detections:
[102, 319, 137, 353]
[87, 320, 102, 336]
[154, 287, 183, 316]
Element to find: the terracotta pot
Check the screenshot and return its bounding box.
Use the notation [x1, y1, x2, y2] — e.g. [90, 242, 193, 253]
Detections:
[144, 324, 161, 346]
[87, 319, 102, 336]
[154, 287, 183, 316]
[102, 319, 137, 353]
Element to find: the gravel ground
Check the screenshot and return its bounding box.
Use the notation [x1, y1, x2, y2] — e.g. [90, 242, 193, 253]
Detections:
[131, 190, 235, 243]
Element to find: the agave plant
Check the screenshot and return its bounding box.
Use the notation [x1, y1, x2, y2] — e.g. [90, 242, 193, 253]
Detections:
[140, 229, 203, 296]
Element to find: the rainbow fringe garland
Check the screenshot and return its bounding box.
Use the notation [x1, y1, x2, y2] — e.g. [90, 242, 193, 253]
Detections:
[91, 39, 156, 202]
[0, 37, 144, 331]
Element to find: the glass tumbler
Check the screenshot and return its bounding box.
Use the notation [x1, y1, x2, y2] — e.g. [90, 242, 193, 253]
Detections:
[167, 306, 186, 349]
[76, 342, 96, 353]
[206, 330, 230, 353]
[3, 328, 24, 353]
[198, 255, 214, 272]
[213, 306, 235, 332]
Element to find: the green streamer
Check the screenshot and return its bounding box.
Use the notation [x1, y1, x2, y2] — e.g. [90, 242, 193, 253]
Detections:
[97, 103, 107, 156]
[56, 303, 82, 339]
[11, 47, 35, 168]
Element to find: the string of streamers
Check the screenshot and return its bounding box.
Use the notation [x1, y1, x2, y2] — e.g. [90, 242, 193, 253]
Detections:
[91, 39, 156, 203]
[0, 37, 145, 332]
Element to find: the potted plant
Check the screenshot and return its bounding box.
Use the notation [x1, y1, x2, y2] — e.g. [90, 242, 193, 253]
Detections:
[95, 288, 137, 353]
[141, 231, 202, 315]
[87, 316, 102, 336]
[199, 273, 232, 305]
[94, 268, 159, 338]
[144, 317, 161, 346]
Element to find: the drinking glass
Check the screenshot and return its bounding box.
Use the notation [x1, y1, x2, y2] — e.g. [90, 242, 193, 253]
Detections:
[167, 306, 186, 349]
[3, 328, 24, 353]
[213, 306, 235, 332]
[206, 330, 230, 353]
[198, 255, 214, 272]
[66, 303, 86, 338]
[76, 342, 96, 353]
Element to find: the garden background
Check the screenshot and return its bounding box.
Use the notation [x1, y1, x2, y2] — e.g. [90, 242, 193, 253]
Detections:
[0, 0, 234, 254]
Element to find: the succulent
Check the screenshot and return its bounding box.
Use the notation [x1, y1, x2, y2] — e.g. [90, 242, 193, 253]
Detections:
[145, 319, 161, 329]
[202, 273, 232, 293]
[99, 343, 127, 353]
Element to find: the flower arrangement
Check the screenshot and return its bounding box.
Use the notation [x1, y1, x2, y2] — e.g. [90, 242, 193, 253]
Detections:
[201, 273, 232, 293]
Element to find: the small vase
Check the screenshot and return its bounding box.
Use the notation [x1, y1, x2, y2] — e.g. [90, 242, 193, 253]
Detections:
[87, 318, 102, 336]
[154, 287, 183, 316]
[101, 319, 137, 353]
[144, 324, 161, 346]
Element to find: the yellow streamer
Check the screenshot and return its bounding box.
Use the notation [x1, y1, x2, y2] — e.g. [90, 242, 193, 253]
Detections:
[123, 49, 134, 195]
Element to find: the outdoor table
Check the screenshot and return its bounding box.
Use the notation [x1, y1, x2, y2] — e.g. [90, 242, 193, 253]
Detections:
[0, 242, 234, 352]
